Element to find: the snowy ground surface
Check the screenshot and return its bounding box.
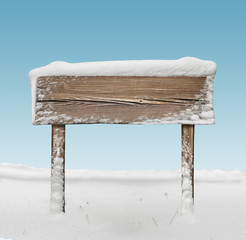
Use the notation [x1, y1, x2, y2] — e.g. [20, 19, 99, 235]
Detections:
[1, 163, 246, 240]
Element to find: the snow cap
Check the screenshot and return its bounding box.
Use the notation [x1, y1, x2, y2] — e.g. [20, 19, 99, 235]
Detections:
[29, 57, 217, 82]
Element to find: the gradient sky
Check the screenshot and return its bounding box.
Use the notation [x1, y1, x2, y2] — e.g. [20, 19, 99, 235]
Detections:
[0, 0, 245, 170]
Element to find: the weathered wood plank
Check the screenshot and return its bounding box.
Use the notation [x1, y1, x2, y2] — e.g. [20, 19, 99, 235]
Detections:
[36, 76, 207, 102]
[181, 124, 194, 214]
[50, 125, 65, 213]
[35, 101, 206, 125]
[34, 76, 214, 125]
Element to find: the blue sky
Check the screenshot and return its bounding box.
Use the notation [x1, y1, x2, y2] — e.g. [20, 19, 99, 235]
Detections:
[0, 0, 245, 170]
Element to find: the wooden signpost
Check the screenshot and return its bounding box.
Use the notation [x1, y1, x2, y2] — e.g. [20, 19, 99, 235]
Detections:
[30, 59, 216, 214]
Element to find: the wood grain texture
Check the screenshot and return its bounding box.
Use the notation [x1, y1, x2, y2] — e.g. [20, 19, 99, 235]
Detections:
[50, 125, 65, 213]
[34, 76, 214, 125]
[181, 124, 194, 214]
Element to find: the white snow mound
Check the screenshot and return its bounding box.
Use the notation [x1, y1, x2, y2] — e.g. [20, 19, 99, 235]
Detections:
[1, 164, 245, 240]
[29, 57, 216, 82]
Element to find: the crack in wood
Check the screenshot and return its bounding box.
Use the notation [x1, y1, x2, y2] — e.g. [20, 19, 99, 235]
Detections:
[36, 98, 201, 106]
[171, 98, 201, 102]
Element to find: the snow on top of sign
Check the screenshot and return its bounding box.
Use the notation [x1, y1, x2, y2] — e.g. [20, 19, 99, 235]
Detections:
[29, 57, 216, 81]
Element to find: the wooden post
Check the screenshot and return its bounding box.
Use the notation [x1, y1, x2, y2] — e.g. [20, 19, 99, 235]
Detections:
[50, 125, 65, 213]
[181, 124, 194, 214]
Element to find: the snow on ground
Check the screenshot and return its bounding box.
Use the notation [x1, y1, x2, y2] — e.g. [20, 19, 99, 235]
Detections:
[1, 163, 246, 240]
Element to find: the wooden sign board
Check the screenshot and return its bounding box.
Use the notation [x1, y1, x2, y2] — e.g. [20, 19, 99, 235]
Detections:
[34, 75, 215, 125]
[30, 58, 216, 214]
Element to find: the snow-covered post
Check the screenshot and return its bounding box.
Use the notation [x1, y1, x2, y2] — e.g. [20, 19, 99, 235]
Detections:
[181, 124, 194, 215]
[50, 125, 65, 213]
